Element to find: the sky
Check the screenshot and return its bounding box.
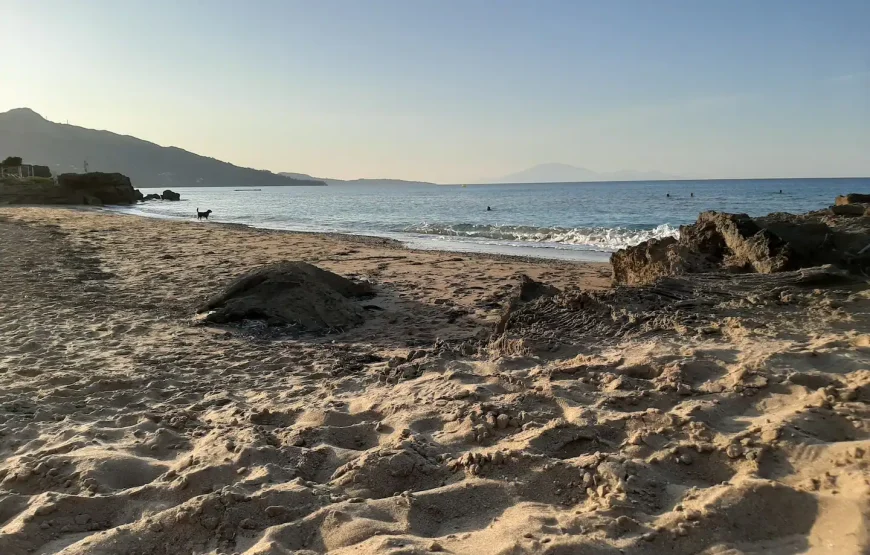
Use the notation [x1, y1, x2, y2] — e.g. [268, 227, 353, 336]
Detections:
[1, 0, 868, 183]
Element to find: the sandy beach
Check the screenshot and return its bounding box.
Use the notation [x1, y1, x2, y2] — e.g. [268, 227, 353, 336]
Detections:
[0, 207, 868, 555]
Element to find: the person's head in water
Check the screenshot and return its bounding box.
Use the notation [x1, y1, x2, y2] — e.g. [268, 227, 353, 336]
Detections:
[690, 192, 694, 197]
[487, 206, 491, 211]
[666, 193, 670, 198]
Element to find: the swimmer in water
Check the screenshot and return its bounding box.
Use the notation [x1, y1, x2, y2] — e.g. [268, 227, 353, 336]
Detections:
[666, 193, 671, 198]
[690, 192, 694, 197]
[487, 206, 492, 211]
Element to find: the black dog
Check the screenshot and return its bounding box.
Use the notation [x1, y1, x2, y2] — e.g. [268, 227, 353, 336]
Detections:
[196, 208, 212, 220]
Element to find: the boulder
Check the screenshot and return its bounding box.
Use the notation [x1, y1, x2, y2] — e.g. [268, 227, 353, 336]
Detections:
[693, 212, 792, 274]
[142, 193, 162, 201]
[613, 201, 870, 285]
[134, 189, 144, 202]
[197, 262, 374, 333]
[831, 204, 867, 216]
[612, 211, 793, 286]
[161, 189, 181, 201]
[835, 193, 870, 206]
[57, 172, 139, 205]
[611, 236, 682, 286]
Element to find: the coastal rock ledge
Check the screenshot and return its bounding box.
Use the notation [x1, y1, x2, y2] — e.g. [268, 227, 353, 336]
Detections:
[0, 172, 139, 205]
[612, 197, 870, 285]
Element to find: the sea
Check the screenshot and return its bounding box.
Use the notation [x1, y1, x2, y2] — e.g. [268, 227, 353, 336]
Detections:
[117, 178, 870, 262]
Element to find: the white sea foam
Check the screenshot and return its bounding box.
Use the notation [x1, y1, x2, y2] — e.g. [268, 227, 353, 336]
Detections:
[402, 223, 679, 251]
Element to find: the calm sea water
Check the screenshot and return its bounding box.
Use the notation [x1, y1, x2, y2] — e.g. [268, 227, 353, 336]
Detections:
[117, 178, 870, 261]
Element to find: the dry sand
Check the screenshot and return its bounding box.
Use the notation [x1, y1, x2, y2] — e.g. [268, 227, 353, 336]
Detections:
[0, 207, 867, 554]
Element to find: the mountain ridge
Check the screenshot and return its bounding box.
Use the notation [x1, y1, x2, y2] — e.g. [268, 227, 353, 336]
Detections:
[279, 172, 437, 187]
[0, 108, 327, 188]
[490, 162, 684, 184]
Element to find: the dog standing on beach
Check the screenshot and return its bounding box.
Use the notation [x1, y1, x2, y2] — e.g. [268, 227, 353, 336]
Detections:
[196, 208, 212, 220]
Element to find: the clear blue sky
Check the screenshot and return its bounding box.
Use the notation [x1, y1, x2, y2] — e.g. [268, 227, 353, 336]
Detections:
[2, 0, 868, 182]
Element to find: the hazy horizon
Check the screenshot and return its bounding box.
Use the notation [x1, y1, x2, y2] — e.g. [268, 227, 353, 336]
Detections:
[1, 0, 868, 183]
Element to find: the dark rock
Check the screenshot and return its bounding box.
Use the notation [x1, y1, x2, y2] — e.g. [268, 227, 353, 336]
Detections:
[161, 189, 181, 201]
[613, 211, 795, 285]
[57, 172, 139, 205]
[831, 204, 867, 216]
[611, 236, 682, 286]
[134, 189, 144, 202]
[613, 202, 870, 285]
[835, 193, 870, 206]
[0, 172, 138, 205]
[142, 193, 161, 201]
[197, 261, 374, 333]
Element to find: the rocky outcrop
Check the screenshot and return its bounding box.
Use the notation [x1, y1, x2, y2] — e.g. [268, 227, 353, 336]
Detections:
[161, 190, 180, 201]
[57, 172, 139, 205]
[0, 172, 138, 206]
[612, 200, 870, 285]
[831, 204, 867, 216]
[611, 211, 792, 286]
[197, 262, 374, 333]
[835, 194, 870, 205]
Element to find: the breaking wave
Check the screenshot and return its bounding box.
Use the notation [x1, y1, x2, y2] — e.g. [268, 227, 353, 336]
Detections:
[401, 223, 679, 251]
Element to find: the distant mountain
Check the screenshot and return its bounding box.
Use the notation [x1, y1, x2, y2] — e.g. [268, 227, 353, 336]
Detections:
[0, 108, 326, 188]
[280, 172, 436, 186]
[491, 163, 683, 184]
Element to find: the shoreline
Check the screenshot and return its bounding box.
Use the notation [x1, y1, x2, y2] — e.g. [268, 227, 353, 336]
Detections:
[104, 204, 616, 265]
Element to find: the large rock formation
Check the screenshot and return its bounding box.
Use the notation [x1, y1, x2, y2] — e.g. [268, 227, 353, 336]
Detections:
[612, 198, 870, 285]
[161, 189, 181, 201]
[197, 262, 374, 333]
[835, 194, 870, 206]
[56, 172, 139, 205]
[0, 172, 138, 205]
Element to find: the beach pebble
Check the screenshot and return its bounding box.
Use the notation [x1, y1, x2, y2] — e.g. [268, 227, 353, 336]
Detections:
[496, 414, 510, 429]
[725, 444, 744, 459]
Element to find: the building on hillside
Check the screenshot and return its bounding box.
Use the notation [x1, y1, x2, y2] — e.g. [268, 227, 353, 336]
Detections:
[0, 164, 52, 178]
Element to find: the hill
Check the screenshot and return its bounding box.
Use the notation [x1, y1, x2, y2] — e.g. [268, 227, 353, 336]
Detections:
[491, 162, 682, 184]
[0, 108, 326, 188]
[280, 172, 436, 186]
